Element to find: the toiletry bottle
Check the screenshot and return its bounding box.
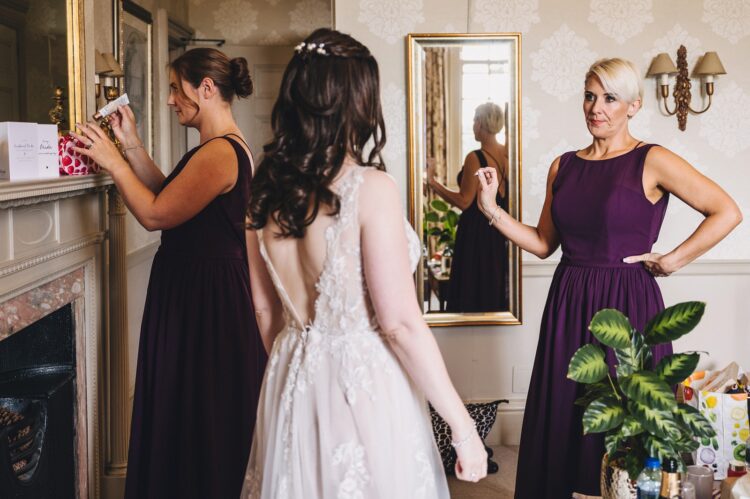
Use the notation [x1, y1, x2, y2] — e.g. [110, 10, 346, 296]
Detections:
[659, 457, 681, 499]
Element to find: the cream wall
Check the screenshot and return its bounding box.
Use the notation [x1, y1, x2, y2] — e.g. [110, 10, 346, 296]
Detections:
[335, 0, 750, 445]
[188, 0, 332, 45]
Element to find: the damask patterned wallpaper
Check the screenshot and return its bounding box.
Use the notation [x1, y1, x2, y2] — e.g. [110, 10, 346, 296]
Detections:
[188, 0, 332, 45]
[335, 0, 750, 260]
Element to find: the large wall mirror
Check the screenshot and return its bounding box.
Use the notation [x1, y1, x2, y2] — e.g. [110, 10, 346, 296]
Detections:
[407, 34, 522, 326]
[0, 0, 85, 131]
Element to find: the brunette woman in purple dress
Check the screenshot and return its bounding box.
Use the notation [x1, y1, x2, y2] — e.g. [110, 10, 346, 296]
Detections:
[71, 48, 280, 498]
[475, 58, 742, 498]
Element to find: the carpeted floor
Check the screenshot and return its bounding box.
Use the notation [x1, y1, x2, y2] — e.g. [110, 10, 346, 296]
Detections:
[447, 445, 518, 499]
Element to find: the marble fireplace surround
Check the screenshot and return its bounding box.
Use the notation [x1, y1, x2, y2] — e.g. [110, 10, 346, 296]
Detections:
[0, 175, 130, 499]
[0, 267, 92, 496]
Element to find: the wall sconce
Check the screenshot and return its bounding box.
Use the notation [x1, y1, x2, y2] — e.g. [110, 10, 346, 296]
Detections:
[647, 45, 726, 131]
[94, 50, 111, 99]
[99, 52, 124, 103]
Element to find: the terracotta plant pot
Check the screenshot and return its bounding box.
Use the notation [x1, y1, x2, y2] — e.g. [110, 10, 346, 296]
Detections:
[600, 455, 637, 499]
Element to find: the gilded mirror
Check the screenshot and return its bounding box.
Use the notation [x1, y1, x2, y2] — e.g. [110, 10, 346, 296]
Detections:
[407, 34, 522, 326]
[0, 0, 85, 131]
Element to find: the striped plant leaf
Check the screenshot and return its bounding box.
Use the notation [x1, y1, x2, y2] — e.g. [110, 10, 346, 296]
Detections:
[645, 435, 679, 462]
[582, 396, 625, 434]
[644, 302, 706, 345]
[619, 371, 677, 411]
[575, 381, 612, 407]
[676, 403, 716, 438]
[615, 331, 647, 377]
[567, 344, 608, 384]
[588, 309, 632, 349]
[655, 353, 700, 385]
[605, 431, 626, 457]
[620, 416, 644, 437]
[629, 401, 682, 439]
[672, 435, 700, 453]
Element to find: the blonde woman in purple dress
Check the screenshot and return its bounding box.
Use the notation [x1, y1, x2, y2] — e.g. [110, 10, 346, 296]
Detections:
[476, 58, 741, 498]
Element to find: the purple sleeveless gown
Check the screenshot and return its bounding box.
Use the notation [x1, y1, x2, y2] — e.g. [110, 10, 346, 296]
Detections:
[514, 144, 673, 498]
[125, 136, 267, 498]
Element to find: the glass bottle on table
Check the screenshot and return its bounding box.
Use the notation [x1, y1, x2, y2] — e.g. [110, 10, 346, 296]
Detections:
[659, 457, 681, 499]
[679, 480, 695, 499]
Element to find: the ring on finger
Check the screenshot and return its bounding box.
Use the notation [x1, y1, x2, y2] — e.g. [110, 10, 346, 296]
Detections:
[85, 141, 93, 149]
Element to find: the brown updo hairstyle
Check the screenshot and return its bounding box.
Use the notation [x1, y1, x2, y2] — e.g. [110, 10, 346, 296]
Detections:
[169, 47, 253, 115]
[248, 28, 386, 238]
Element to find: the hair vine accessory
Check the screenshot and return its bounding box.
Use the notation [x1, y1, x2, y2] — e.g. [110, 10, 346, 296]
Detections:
[294, 41, 329, 56]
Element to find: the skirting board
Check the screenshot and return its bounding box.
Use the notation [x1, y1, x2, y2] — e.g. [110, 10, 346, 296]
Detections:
[470, 398, 525, 447]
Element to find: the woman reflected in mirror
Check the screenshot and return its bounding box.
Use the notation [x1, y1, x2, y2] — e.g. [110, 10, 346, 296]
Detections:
[475, 58, 742, 498]
[426, 102, 510, 312]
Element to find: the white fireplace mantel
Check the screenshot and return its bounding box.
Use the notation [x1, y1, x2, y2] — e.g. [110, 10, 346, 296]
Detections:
[0, 174, 113, 208]
[0, 174, 128, 499]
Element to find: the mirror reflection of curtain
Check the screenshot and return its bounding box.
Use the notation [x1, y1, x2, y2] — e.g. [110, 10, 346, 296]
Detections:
[424, 48, 448, 259]
[425, 47, 447, 201]
[425, 48, 448, 186]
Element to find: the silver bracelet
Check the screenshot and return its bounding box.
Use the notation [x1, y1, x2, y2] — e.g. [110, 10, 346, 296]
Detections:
[487, 206, 501, 226]
[122, 143, 143, 153]
[451, 423, 477, 449]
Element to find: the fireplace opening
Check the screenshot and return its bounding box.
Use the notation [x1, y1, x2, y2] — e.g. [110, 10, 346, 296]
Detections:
[0, 305, 76, 498]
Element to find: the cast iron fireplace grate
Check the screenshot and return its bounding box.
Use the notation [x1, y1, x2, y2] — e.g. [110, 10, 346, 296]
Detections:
[0, 305, 76, 498]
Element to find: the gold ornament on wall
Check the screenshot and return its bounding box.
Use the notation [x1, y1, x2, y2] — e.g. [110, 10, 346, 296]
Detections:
[647, 45, 726, 131]
[48, 87, 66, 133]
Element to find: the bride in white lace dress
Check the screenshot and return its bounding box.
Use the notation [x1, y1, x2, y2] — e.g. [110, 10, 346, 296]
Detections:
[242, 28, 487, 499]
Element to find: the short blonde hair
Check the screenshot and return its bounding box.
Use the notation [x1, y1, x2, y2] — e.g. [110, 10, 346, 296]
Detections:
[474, 102, 504, 134]
[586, 58, 643, 104]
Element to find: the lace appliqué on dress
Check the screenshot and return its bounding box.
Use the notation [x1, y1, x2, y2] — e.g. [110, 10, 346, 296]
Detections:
[333, 441, 371, 499]
[243, 167, 448, 499]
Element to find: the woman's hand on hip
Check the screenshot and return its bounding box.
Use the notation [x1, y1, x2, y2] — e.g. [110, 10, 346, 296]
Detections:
[70, 122, 129, 175]
[623, 252, 678, 277]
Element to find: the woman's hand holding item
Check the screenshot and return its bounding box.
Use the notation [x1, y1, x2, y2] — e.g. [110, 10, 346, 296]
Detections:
[69, 122, 129, 175]
[108, 104, 142, 150]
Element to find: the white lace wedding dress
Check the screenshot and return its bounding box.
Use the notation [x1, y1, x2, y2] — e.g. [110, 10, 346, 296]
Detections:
[241, 168, 449, 499]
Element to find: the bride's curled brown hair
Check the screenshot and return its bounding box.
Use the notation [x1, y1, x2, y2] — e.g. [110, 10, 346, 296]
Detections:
[248, 28, 386, 238]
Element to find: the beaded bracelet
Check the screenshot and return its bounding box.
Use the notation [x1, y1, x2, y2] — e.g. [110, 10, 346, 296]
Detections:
[451, 423, 477, 449]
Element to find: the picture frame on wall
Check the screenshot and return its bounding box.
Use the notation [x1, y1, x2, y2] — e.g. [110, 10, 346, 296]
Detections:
[121, 0, 153, 157]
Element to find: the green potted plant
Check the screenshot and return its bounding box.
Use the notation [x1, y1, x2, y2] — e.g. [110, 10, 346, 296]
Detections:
[567, 301, 716, 497]
[423, 199, 459, 257]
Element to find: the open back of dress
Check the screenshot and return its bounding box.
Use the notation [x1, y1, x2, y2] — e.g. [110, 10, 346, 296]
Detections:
[243, 166, 450, 499]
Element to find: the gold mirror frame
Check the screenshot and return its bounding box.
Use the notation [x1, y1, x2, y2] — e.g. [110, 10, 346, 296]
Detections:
[407, 33, 522, 327]
[66, 0, 86, 130]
